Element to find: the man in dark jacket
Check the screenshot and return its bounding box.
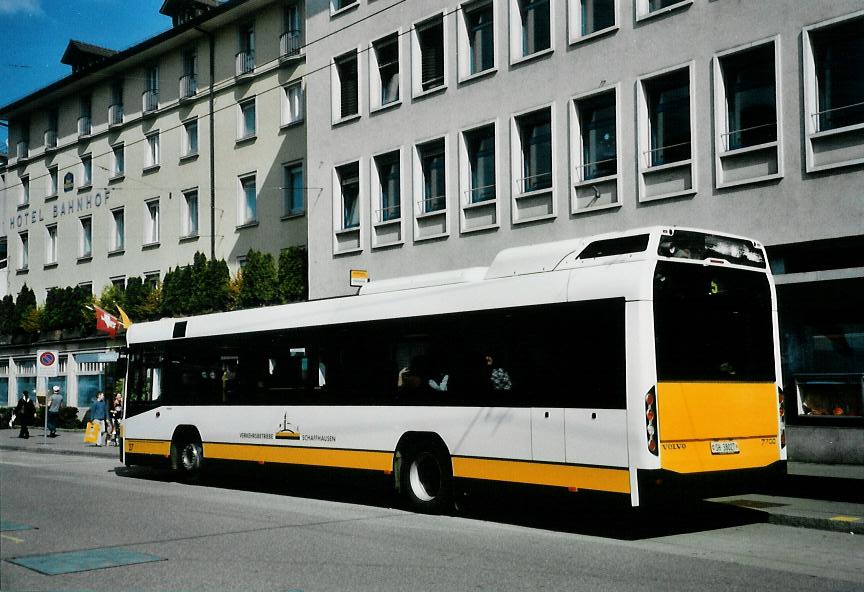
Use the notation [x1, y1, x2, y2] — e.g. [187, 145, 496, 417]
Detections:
[14, 391, 37, 439]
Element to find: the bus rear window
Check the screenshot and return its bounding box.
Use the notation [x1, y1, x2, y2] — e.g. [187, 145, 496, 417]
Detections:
[654, 262, 775, 382]
[658, 230, 766, 269]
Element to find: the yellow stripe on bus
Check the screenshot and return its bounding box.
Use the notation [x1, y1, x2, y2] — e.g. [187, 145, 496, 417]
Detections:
[204, 442, 394, 472]
[452, 457, 630, 493]
[125, 439, 171, 457]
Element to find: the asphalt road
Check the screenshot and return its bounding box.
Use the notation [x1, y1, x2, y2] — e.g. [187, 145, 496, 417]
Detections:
[1, 449, 862, 592]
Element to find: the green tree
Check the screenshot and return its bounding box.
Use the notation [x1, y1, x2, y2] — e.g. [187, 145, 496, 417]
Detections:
[42, 287, 89, 331]
[278, 246, 308, 303]
[0, 295, 15, 336]
[14, 285, 37, 333]
[238, 249, 279, 308]
[205, 258, 232, 312]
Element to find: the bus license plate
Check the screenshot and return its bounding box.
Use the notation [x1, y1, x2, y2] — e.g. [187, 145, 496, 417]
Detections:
[711, 441, 740, 455]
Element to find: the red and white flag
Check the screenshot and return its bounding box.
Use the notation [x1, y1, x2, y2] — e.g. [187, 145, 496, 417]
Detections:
[93, 304, 120, 337]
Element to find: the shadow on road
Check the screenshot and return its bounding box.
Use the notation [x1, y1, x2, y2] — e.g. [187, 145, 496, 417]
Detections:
[114, 461, 767, 541]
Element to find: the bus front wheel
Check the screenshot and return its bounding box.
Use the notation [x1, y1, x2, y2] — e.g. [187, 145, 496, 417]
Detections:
[398, 444, 453, 514]
[175, 440, 203, 477]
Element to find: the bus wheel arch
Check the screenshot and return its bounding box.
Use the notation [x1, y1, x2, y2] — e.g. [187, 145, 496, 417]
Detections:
[171, 425, 203, 476]
[394, 432, 454, 514]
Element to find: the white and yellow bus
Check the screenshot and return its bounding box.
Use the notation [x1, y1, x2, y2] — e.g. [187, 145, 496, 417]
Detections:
[122, 226, 786, 511]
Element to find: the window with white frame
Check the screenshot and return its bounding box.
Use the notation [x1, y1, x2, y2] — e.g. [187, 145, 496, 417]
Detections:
[573, 88, 617, 181]
[112, 144, 125, 177]
[81, 155, 92, 187]
[371, 33, 400, 109]
[144, 199, 160, 245]
[641, 67, 691, 167]
[111, 208, 125, 252]
[48, 166, 58, 197]
[78, 281, 93, 295]
[511, 0, 551, 61]
[237, 22, 255, 74]
[282, 162, 304, 217]
[637, 0, 691, 20]
[331, 0, 357, 15]
[238, 98, 256, 140]
[336, 162, 360, 229]
[459, 0, 495, 79]
[18, 232, 28, 270]
[373, 151, 401, 223]
[238, 174, 257, 226]
[413, 15, 445, 94]
[19, 175, 29, 205]
[144, 272, 160, 290]
[144, 66, 159, 112]
[333, 50, 359, 120]
[146, 132, 160, 168]
[462, 123, 496, 203]
[183, 118, 198, 156]
[182, 189, 199, 237]
[283, 3, 302, 57]
[111, 276, 126, 290]
[716, 43, 777, 152]
[569, 0, 616, 41]
[416, 138, 446, 214]
[79, 216, 92, 258]
[282, 82, 304, 126]
[45, 224, 58, 265]
[513, 107, 553, 194]
[806, 15, 864, 133]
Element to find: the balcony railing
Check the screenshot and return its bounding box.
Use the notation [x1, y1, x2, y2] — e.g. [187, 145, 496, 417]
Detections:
[44, 129, 58, 150]
[235, 50, 255, 76]
[77, 116, 91, 137]
[280, 31, 302, 59]
[109, 103, 124, 126]
[16, 141, 29, 160]
[179, 75, 197, 100]
[142, 89, 159, 113]
[516, 171, 552, 194]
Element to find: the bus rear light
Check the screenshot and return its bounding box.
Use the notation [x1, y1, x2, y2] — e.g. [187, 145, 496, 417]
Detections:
[646, 387, 659, 456]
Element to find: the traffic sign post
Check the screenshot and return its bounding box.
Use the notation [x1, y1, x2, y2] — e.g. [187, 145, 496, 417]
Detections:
[36, 351, 59, 444]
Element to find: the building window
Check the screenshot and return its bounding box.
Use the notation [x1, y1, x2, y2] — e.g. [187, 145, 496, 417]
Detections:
[642, 67, 691, 167]
[19, 175, 29, 206]
[463, 123, 496, 203]
[238, 98, 256, 140]
[182, 189, 199, 237]
[181, 49, 197, 99]
[144, 199, 160, 245]
[416, 138, 446, 214]
[374, 151, 401, 223]
[371, 33, 400, 109]
[146, 132, 160, 168]
[638, 0, 691, 20]
[81, 155, 92, 187]
[511, 0, 551, 61]
[183, 118, 198, 156]
[79, 216, 92, 258]
[336, 162, 360, 229]
[112, 144, 125, 177]
[78, 95, 92, 136]
[803, 13, 864, 171]
[717, 44, 777, 151]
[238, 174, 257, 226]
[282, 162, 304, 217]
[413, 15, 445, 95]
[333, 50, 359, 121]
[111, 208, 125, 252]
[570, 0, 616, 41]
[282, 82, 304, 126]
[18, 232, 29, 270]
[282, 3, 303, 58]
[144, 272, 160, 290]
[48, 166, 58, 197]
[460, 0, 495, 79]
[45, 224, 58, 265]
[331, 0, 358, 15]
[514, 107, 553, 194]
[144, 66, 159, 112]
[110, 80, 124, 125]
[573, 88, 617, 181]
[111, 276, 126, 290]
[237, 22, 255, 75]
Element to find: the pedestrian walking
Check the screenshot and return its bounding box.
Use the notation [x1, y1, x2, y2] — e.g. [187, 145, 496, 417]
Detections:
[109, 393, 123, 446]
[13, 390, 37, 439]
[47, 385, 65, 437]
[89, 392, 108, 447]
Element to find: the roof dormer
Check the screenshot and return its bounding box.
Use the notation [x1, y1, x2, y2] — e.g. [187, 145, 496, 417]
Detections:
[160, 0, 220, 27]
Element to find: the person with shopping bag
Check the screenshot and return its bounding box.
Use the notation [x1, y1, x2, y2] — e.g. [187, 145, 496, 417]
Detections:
[88, 392, 109, 447]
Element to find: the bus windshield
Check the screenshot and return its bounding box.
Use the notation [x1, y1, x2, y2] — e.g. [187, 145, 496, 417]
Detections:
[653, 261, 775, 382]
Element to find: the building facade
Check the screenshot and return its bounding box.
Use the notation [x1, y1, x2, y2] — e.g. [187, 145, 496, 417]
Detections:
[1, 0, 307, 411]
[304, 0, 863, 461]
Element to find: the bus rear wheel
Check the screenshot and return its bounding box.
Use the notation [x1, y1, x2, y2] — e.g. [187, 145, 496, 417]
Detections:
[398, 444, 453, 514]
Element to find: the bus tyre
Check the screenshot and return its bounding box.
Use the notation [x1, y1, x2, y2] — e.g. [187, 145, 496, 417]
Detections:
[176, 441, 203, 477]
[398, 444, 453, 514]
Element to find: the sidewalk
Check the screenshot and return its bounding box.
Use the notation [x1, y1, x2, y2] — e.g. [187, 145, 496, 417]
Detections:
[1, 428, 861, 533]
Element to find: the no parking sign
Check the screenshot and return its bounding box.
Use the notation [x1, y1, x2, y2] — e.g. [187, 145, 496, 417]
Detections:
[37, 350, 59, 377]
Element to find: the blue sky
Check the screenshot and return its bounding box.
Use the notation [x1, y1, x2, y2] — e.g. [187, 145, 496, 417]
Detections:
[1, 0, 172, 148]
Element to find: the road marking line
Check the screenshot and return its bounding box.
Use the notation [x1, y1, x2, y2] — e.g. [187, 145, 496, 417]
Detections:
[829, 516, 862, 523]
[1, 534, 25, 543]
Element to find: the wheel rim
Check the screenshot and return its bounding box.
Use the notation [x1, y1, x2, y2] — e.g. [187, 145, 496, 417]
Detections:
[408, 452, 441, 502]
[181, 444, 200, 471]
